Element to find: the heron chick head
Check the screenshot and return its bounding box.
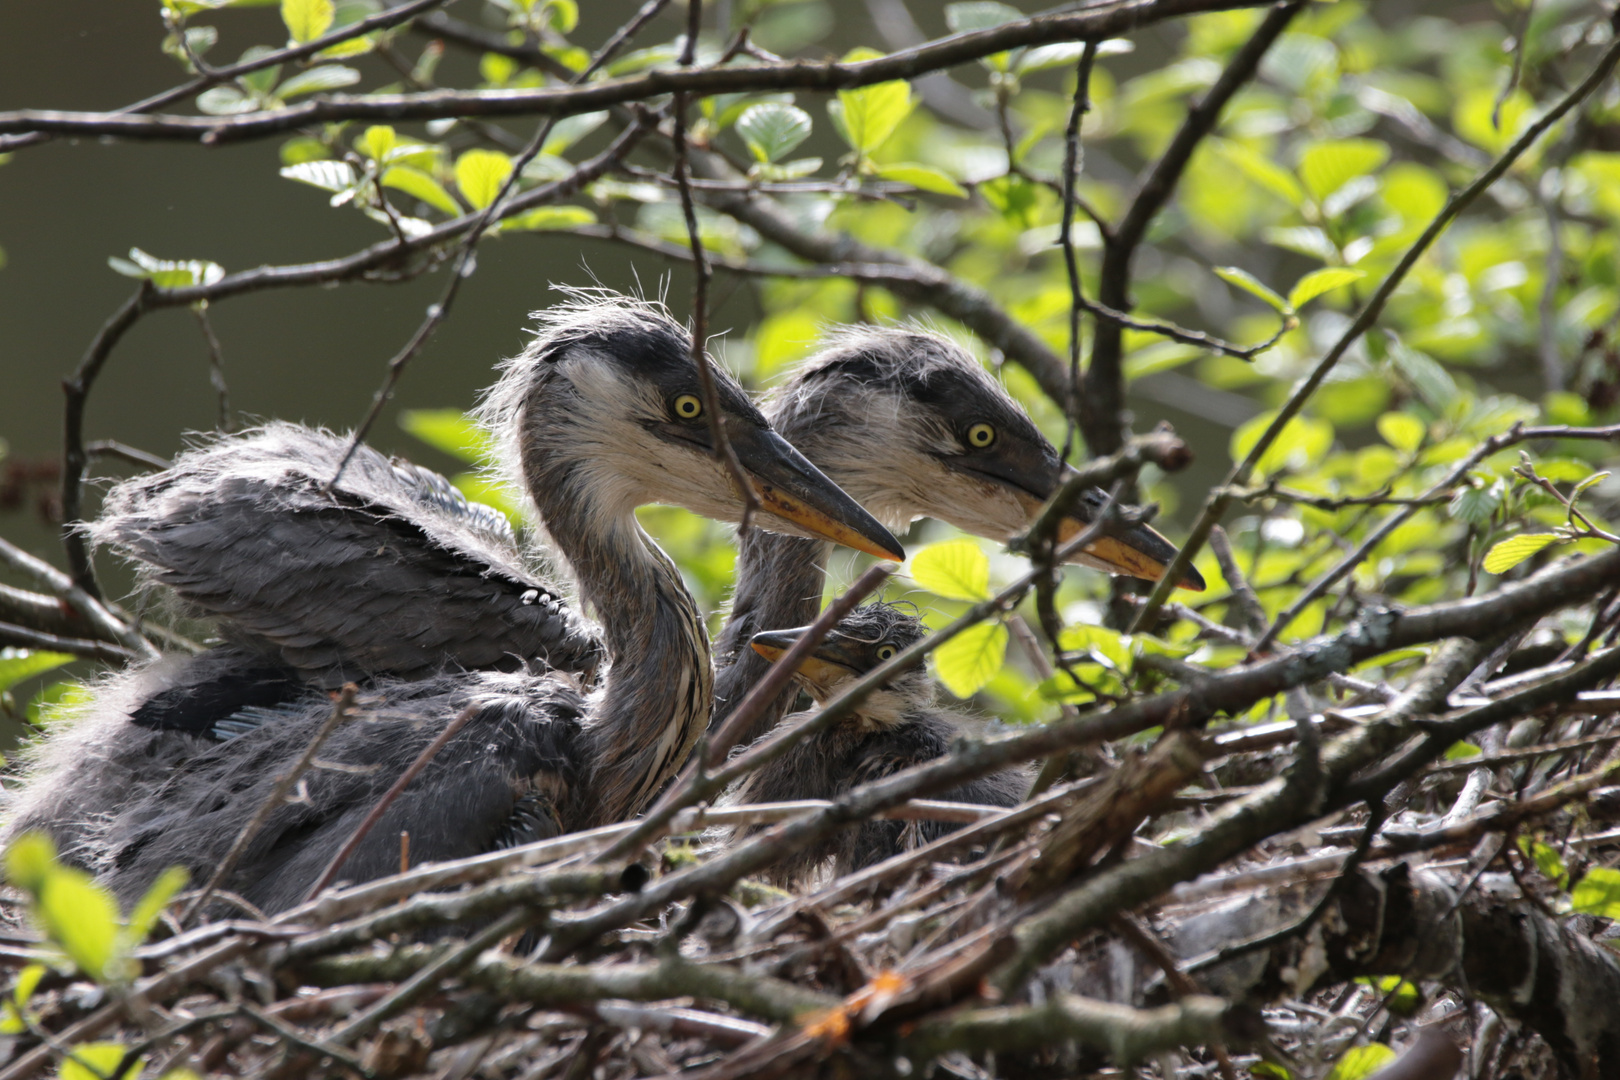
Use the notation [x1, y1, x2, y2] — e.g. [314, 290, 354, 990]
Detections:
[768, 326, 1203, 590]
[750, 601, 930, 730]
[476, 291, 902, 561]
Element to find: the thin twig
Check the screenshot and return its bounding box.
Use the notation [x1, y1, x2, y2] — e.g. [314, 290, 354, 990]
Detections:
[300, 702, 478, 903]
[182, 686, 357, 925]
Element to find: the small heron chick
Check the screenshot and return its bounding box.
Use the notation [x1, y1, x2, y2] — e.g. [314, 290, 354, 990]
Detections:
[733, 602, 1026, 885]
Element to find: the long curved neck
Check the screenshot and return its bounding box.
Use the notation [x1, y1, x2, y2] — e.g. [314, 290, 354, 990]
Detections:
[537, 464, 711, 829]
[711, 529, 830, 749]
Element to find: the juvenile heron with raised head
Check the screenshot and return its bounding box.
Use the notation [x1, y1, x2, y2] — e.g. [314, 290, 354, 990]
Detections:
[17, 297, 903, 910]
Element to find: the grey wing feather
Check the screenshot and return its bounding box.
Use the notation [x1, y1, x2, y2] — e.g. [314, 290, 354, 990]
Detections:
[89, 423, 604, 686]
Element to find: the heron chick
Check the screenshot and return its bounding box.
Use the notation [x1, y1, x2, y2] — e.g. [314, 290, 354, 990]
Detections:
[733, 602, 1026, 885]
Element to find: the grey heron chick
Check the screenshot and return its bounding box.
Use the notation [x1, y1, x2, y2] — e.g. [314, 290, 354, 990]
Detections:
[713, 326, 1203, 750]
[17, 295, 903, 902]
[733, 602, 1026, 885]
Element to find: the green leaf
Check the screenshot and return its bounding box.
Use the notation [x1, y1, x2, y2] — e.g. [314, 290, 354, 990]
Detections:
[1482, 533, 1563, 575]
[1288, 267, 1365, 310]
[279, 135, 330, 165]
[1375, 412, 1426, 454]
[831, 49, 913, 156]
[910, 540, 991, 601]
[980, 175, 1039, 228]
[281, 0, 334, 44]
[1214, 266, 1288, 312]
[398, 409, 493, 465]
[107, 248, 224, 289]
[1324, 1043, 1397, 1080]
[933, 621, 1008, 699]
[316, 34, 374, 60]
[1572, 866, 1620, 918]
[504, 205, 597, 231]
[736, 103, 812, 164]
[124, 866, 189, 947]
[60, 1042, 137, 1080]
[275, 64, 360, 99]
[1250, 1065, 1292, 1080]
[1299, 139, 1390, 205]
[0, 964, 45, 1035]
[1356, 975, 1421, 1016]
[1214, 140, 1305, 208]
[279, 159, 357, 194]
[1518, 836, 1569, 889]
[1230, 411, 1334, 478]
[454, 149, 515, 211]
[6, 833, 55, 894]
[1444, 741, 1480, 760]
[39, 867, 120, 981]
[876, 163, 967, 197]
[945, 2, 1023, 32]
[381, 165, 461, 216]
[1449, 479, 1503, 526]
[1571, 471, 1610, 500]
[356, 125, 396, 161]
[0, 650, 73, 696]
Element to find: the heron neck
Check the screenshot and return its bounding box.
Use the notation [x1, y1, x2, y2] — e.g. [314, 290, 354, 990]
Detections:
[711, 530, 830, 750]
[539, 475, 711, 829]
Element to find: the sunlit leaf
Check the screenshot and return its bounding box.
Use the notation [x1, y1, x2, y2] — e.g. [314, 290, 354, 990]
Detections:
[454, 149, 515, 210]
[831, 49, 913, 156]
[124, 866, 189, 947]
[933, 621, 1008, 699]
[281, 0, 334, 44]
[279, 159, 357, 194]
[503, 205, 597, 231]
[1355, 976, 1421, 1016]
[1482, 533, 1563, 575]
[1375, 412, 1425, 454]
[107, 248, 224, 289]
[1324, 1043, 1397, 1080]
[909, 540, 991, 601]
[1572, 866, 1620, 919]
[0, 964, 44, 1035]
[275, 64, 359, 98]
[876, 163, 967, 197]
[1288, 267, 1364, 309]
[399, 409, 493, 465]
[381, 165, 461, 216]
[39, 866, 120, 980]
[60, 1042, 137, 1080]
[1214, 266, 1288, 312]
[1299, 139, 1389, 205]
[0, 650, 73, 696]
[1215, 139, 1305, 207]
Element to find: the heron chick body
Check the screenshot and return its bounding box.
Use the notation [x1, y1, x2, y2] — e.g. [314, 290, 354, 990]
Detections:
[736, 601, 1026, 885]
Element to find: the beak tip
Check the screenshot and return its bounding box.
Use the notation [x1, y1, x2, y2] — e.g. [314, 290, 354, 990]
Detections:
[1176, 565, 1208, 592]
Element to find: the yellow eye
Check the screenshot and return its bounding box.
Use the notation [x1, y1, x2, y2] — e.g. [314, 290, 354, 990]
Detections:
[876, 645, 897, 661]
[967, 422, 996, 448]
[674, 394, 703, 419]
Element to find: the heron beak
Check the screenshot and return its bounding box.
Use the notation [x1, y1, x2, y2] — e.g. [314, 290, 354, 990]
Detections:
[728, 425, 905, 561]
[749, 627, 864, 689]
[1010, 487, 1206, 592]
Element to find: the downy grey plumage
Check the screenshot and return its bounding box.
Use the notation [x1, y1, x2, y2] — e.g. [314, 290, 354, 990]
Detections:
[15, 294, 902, 907]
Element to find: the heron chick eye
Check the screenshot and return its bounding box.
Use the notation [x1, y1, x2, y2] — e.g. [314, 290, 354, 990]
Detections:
[673, 394, 703, 419]
[876, 645, 897, 661]
[967, 423, 996, 448]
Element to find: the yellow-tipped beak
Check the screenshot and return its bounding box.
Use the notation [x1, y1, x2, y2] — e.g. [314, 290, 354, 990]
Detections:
[1015, 490, 1205, 591]
[749, 639, 855, 690]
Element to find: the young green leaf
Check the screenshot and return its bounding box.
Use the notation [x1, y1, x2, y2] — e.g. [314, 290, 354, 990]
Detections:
[0, 650, 73, 696]
[124, 866, 190, 947]
[1482, 533, 1563, 575]
[1215, 139, 1306, 208]
[106, 248, 225, 288]
[399, 409, 494, 465]
[504, 205, 597, 231]
[932, 621, 1009, 698]
[382, 165, 462, 216]
[1572, 866, 1620, 919]
[831, 49, 913, 157]
[279, 159, 358, 194]
[1287, 267, 1365, 310]
[0, 964, 44, 1035]
[1299, 138, 1390, 205]
[1571, 471, 1611, 500]
[1324, 1043, 1397, 1080]
[1214, 266, 1288, 312]
[909, 540, 991, 601]
[281, 0, 334, 44]
[455, 149, 515, 211]
[275, 64, 359, 99]
[876, 163, 967, 197]
[736, 103, 812, 164]
[1519, 836, 1569, 889]
[40, 866, 120, 980]
[1375, 412, 1426, 454]
[60, 1043, 137, 1080]
[356, 125, 397, 162]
